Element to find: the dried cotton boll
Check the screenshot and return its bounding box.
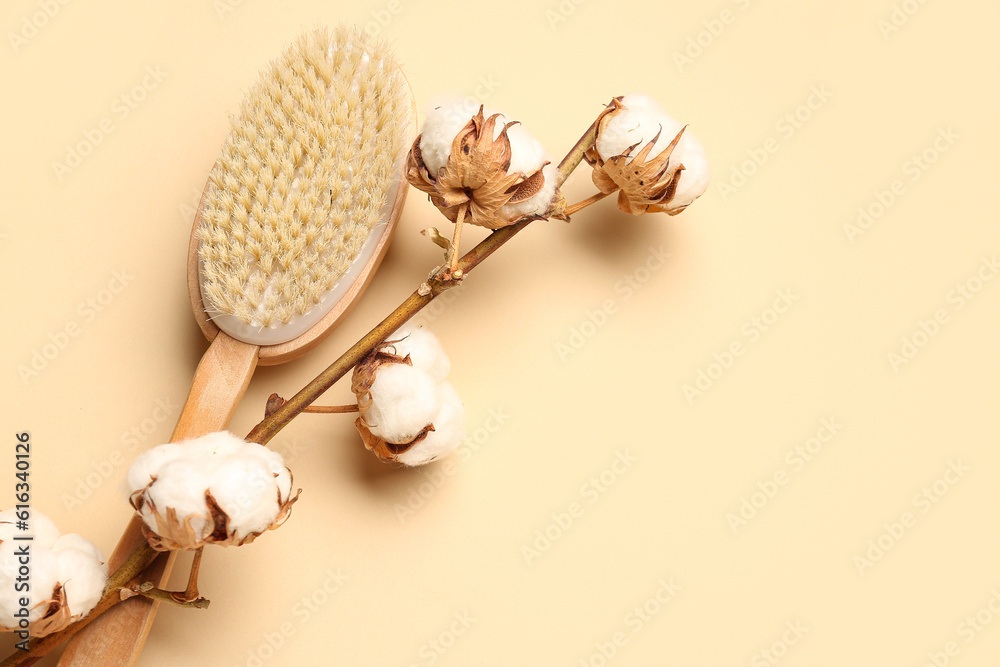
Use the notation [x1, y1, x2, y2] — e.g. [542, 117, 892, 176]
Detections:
[589, 93, 710, 215]
[395, 382, 466, 467]
[407, 100, 563, 229]
[364, 363, 442, 444]
[419, 99, 548, 178]
[386, 325, 451, 382]
[351, 329, 466, 465]
[0, 510, 108, 637]
[601, 94, 710, 210]
[127, 431, 299, 551]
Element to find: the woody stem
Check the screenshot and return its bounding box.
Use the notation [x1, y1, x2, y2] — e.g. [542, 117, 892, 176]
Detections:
[181, 548, 204, 603]
[129, 584, 210, 610]
[301, 404, 360, 414]
[450, 203, 468, 272]
[564, 191, 611, 216]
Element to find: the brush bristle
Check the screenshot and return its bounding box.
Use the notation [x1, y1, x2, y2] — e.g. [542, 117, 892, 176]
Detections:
[197, 26, 409, 334]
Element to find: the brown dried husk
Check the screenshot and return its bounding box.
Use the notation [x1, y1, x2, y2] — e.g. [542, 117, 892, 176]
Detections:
[350, 341, 436, 463]
[0, 584, 78, 638]
[585, 97, 690, 216]
[355, 418, 435, 463]
[130, 473, 301, 552]
[405, 106, 555, 228]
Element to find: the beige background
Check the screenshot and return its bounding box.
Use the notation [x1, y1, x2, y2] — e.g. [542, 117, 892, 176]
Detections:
[3, 0, 998, 665]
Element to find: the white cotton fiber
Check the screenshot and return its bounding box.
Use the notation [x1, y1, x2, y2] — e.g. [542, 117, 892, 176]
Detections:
[505, 123, 547, 177]
[365, 364, 442, 444]
[387, 326, 451, 382]
[51, 546, 105, 626]
[0, 510, 60, 546]
[396, 381, 466, 467]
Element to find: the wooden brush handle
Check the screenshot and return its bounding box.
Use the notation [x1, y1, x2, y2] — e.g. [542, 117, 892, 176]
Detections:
[57, 332, 260, 667]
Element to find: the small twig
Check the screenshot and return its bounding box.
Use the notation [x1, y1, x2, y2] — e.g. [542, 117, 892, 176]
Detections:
[302, 404, 360, 413]
[564, 190, 611, 216]
[181, 547, 204, 603]
[267, 394, 358, 415]
[126, 583, 210, 610]
[449, 202, 468, 272]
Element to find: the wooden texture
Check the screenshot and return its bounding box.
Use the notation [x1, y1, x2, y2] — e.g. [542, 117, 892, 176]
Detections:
[57, 333, 258, 667]
[57, 76, 415, 666]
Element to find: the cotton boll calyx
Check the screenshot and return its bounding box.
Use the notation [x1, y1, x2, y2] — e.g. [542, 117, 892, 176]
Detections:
[0, 510, 108, 637]
[587, 94, 710, 215]
[127, 431, 299, 551]
[407, 100, 565, 229]
[352, 327, 465, 466]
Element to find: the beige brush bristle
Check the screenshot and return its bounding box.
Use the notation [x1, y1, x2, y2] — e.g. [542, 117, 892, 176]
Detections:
[197, 26, 409, 334]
